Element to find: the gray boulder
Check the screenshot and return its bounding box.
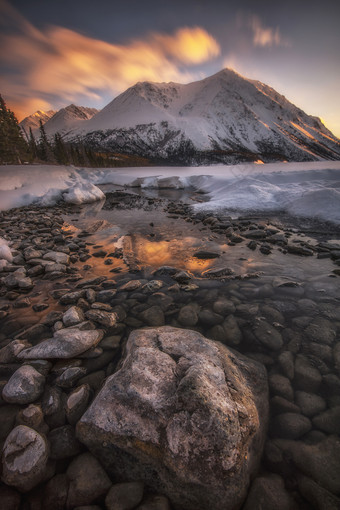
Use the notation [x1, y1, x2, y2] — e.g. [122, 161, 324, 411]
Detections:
[17, 328, 104, 359]
[2, 365, 45, 404]
[77, 326, 268, 510]
[1, 425, 49, 491]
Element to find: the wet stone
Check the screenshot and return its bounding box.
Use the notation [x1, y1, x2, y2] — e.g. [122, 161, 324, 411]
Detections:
[48, 425, 82, 460]
[178, 305, 199, 327]
[62, 306, 85, 327]
[2, 365, 45, 405]
[140, 305, 165, 326]
[295, 391, 327, 418]
[1, 425, 49, 492]
[253, 320, 283, 351]
[105, 481, 144, 510]
[271, 412, 312, 439]
[66, 384, 91, 425]
[85, 309, 118, 327]
[66, 452, 112, 508]
[312, 406, 340, 434]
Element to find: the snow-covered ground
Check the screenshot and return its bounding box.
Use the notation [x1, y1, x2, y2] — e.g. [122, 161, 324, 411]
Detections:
[0, 161, 340, 224]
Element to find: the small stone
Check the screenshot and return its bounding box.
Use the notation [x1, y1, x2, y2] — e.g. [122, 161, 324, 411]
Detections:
[213, 298, 235, 315]
[42, 474, 69, 510]
[55, 367, 87, 388]
[193, 250, 220, 259]
[16, 404, 48, 435]
[2, 365, 45, 404]
[136, 495, 171, 510]
[66, 384, 91, 425]
[0, 339, 30, 363]
[243, 473, 294, 510]
[287, 244, 314, 256]
[178, 305, 198, 327]
[271, 412, 311, 439]
[85, 309, 118, 327]
[298, 475, 340, 510]
[2, 425, 49, 492]
[105, 481, 144, 510]
[268, 374, 294, 401]
[140, 306, 165, 326]
[312, 406, 340, 434]
[295, 391, 327, 418]
[18, 328, 104, 359]
[62, 306, 85, 327]
[43, 251, 70, 265]
[253, 320, 283, 351]
[173, 270, 192, 283]
[294, 354, 322, 392]
[33, 303, 49, 312]
[278, 351, 294, 380]
[48, 425, 82, 460]
[66, 453, 112, 508]
[119, 280, 143, 291]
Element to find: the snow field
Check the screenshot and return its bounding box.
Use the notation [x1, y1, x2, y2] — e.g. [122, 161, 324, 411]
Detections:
[0, 161, 340, 224]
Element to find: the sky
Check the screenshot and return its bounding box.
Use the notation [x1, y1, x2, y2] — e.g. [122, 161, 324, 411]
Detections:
[0, 0, 339, 137]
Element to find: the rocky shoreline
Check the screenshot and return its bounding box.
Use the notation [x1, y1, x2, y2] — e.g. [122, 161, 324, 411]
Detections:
[0, 193, 340, 509]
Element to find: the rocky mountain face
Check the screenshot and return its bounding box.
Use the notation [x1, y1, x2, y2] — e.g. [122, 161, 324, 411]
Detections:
[20, 105, 99, 139]
[21, 69, 340, 164]
[71, 68, 340, 164]
[19, 110, 56, 138]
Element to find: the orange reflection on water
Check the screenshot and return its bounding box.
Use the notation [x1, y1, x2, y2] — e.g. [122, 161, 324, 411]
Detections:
[139, 240, 174, 266]
[138, 237, 219, 273]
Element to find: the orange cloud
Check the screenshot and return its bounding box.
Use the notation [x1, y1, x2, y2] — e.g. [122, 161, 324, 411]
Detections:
[249, 15, 290, 48]
[0, 2, 220, 119]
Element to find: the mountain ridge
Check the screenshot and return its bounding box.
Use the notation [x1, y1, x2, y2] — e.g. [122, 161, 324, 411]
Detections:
[20, 68, 340, 165]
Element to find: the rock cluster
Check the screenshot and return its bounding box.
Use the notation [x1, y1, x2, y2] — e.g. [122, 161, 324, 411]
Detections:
[0, 200, 339, 509]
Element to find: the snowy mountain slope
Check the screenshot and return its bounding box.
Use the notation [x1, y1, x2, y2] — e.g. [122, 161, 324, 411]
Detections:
[20, 105, 99, 139]
[20, 110, 56, 138]
[40, 105, 99, 138]
[72, 68, 340, 163]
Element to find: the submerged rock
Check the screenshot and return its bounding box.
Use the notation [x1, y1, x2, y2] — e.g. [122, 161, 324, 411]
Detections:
[18, 328, 104, 359]
[77, 326, 268, 510]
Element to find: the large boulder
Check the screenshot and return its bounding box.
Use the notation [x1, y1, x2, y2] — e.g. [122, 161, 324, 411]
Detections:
[77, 326, 268, 510]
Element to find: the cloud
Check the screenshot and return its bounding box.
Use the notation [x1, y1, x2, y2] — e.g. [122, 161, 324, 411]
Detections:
[0, 2, 220, 119]
[249, 15, 290, 48]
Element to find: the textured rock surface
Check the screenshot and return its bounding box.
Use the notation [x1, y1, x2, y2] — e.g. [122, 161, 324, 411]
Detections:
[1, 425, 49, 491]
[77, 326, 268, 510]
[2, 365, 45, 404]
[17, 327, 104, 359]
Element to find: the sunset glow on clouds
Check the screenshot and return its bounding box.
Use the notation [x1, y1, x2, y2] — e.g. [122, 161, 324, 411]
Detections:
[0, 0, 339, 137]
[0, 2, 220, 119]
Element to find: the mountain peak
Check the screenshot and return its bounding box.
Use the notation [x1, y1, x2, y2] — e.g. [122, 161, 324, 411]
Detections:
[21, 68, 340, 164]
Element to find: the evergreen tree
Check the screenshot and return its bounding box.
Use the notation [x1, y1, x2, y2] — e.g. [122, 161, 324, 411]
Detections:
[53, 132, 69, 164]
[0, 94, 29, 164]
[37, 119, 52, 161]
[28, 127, 38, 161]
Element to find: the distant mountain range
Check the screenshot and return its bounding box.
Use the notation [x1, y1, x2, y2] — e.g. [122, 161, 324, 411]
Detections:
[20, 68, 340, 165]
[20, 105, 99, 138]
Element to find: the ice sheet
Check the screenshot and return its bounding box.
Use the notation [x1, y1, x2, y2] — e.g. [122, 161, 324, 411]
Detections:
[1, 161, 340, 224]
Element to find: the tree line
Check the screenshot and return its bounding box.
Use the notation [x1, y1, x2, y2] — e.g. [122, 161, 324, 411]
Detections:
[0, 94, 127, 167]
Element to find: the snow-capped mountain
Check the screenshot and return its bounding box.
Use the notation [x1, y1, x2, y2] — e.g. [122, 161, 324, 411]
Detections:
[20, 105, 99, 139]
[24, 69, 340, 164]
[20, 110, 56, 138]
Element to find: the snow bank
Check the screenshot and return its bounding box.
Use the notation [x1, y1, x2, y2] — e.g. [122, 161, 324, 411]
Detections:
[0, 165, 104, 209]
[0, 238, 13, 264]
[1, 161, 340, 224]
[63, 183, 105, 205]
